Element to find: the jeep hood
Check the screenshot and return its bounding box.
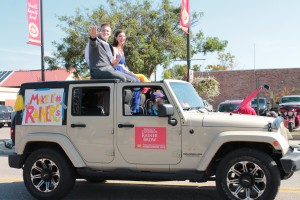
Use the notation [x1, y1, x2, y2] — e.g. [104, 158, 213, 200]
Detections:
[186, 111, 273, 128]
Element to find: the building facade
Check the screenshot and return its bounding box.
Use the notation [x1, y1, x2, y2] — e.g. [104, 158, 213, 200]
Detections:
[194, 68, 300, 109]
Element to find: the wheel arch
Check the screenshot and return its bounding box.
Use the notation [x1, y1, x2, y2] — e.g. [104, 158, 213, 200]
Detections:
[204, 141, 282, 176]
[196, 132, 288, 172]
[17, 133, 86, 168]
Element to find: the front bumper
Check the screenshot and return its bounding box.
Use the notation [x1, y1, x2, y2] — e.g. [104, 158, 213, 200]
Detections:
[280, 147, 300, 173]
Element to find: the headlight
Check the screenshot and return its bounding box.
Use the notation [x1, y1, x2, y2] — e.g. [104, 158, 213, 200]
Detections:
[288, 111, 293, 116]
[284, 112, 287, 116]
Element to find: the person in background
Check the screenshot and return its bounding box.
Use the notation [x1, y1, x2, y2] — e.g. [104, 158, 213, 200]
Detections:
[148, 92, 165, 116]
[87, 24, 136, 82]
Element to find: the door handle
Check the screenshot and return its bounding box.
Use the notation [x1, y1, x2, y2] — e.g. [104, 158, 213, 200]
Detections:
[118, 124, 134, 128]
[71, 124, 86, 128]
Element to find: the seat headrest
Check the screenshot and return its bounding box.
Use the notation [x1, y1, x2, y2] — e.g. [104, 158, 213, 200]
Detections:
[124, 89, 132, 104]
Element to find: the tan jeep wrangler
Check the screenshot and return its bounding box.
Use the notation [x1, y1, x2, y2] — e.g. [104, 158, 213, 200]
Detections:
[7, 79, 300, 200]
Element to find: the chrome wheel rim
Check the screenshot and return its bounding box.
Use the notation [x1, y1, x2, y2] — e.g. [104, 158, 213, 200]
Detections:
[226, 161, 266, 200]
[30, 158, 60, 192]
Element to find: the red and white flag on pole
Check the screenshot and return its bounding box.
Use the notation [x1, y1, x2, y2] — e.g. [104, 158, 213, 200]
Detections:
[180, 0, 190, 34]
[27, 0, 41, 46]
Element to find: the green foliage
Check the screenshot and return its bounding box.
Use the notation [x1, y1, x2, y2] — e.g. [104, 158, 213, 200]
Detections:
[45, 0, 228, 78]
[206, 65, 229, 71]
[192, 76, 220, 101]
[163, 64, 200, 80]
[206, 51, 235, 71]
[163, 64, 187, 80]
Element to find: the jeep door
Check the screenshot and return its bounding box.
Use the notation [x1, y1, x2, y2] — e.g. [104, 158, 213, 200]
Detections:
[116, 83, 182, 165]
[67, 83, 114, 163]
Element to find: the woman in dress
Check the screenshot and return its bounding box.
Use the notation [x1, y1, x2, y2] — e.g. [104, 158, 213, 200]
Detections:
[112, 30, 150, 82]
[112, 30, 144, 114]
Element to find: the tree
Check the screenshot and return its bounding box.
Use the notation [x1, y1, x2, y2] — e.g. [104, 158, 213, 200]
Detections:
[163, 64, 200, 80]
[192, 76, 220, 101]
[206, 51, 235, 71]
[45, 0, 228, 78]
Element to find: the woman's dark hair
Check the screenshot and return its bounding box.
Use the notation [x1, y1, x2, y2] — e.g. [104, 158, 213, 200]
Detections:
[112, 29, 125, 47]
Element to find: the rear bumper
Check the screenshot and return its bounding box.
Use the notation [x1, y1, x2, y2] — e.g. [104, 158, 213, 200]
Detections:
[0, 119, 10, 123]
[8, 153, 23, 169]
[280, 147, 300, 174]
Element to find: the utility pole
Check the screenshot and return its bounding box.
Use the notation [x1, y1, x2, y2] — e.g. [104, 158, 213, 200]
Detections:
[40, 0, 45, 81]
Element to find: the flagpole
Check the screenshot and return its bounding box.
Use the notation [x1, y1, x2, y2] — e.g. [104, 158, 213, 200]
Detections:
[40, 0, 45, 81]
[187, 28, 191, 82]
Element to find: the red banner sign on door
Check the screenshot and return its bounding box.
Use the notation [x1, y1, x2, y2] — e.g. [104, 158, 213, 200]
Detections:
[27, 0, 41, 46]
[135, 127, 167, 149]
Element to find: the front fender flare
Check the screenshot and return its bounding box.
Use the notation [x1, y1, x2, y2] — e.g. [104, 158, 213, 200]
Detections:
[196, 131, 289, 171]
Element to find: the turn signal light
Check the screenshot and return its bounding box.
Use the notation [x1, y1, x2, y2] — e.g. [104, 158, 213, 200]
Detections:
[273, 140, 279, 147]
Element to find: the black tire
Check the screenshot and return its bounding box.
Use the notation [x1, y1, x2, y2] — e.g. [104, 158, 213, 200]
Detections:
[0, 123, 3, 128]
[216, 148, 280, 200]
[288, 122, 293, 132]
[23, 148, 76, 200]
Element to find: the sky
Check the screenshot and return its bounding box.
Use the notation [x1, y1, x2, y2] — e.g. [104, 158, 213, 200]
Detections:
[1, 0, 300, 78]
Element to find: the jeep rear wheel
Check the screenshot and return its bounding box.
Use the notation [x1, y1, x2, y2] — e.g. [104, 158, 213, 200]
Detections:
[216, 148, 280, 200]
[23, 148, 76, 200]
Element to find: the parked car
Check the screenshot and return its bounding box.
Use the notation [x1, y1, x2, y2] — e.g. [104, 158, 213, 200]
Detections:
[251, 97, 270, 116]
[278, 95, 300, 105]
[217, 99, 242, 112]
[0, 105, 11, 128]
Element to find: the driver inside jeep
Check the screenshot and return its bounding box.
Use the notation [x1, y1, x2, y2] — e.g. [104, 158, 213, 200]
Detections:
[147, 92, 165, 116]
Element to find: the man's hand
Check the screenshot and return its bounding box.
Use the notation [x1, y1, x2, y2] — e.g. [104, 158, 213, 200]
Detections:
[89, 26, 97, 39]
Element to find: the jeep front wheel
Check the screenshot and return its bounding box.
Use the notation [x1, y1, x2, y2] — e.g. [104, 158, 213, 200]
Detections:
[23, 148, 76, 200]
[216, 148, 280, 200]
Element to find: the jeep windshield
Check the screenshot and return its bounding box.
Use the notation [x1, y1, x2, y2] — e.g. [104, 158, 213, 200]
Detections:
[169, 82, 205, 110]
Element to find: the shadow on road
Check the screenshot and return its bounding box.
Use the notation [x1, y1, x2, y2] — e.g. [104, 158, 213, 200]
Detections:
[0, 181, 221, 200]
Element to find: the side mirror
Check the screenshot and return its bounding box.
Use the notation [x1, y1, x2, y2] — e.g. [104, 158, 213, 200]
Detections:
[276, 101, 279, 104]
[157, 104, 177, 126]
[157, 104, 174, 117]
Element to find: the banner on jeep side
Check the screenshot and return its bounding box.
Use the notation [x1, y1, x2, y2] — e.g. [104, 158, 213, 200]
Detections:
[22, 88, 65, 126]
[135, 127, 166, 149]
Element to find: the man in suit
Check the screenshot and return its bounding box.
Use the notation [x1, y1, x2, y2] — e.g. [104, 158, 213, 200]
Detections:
[88, 24, 136, 82]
